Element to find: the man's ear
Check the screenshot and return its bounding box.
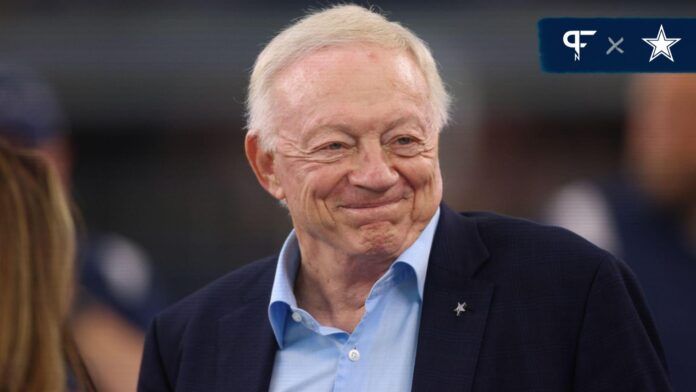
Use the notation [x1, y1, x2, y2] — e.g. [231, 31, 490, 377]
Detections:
[245, 132, 285, 201]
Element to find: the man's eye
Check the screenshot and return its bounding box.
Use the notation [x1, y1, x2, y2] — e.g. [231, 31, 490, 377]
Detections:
[324, 142, 345, 150]
[395, 136, 415, 145]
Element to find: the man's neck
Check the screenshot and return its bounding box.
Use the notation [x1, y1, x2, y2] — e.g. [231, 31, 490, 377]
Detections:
[289, 217, 433, 334]
[293, 246, 395, 333]
[289, 213, 435, 332]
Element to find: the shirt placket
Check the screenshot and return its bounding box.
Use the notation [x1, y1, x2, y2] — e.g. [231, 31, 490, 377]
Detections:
[332, 270, 397, 392]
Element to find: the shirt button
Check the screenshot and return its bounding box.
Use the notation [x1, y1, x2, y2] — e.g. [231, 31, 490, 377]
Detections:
[291, 312, 302, 322]
[348, 348, 360, 362]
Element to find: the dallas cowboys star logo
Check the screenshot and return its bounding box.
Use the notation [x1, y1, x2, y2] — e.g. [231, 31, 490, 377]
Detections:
[453, 302, 468, 316]
[642, 25, 681, 62]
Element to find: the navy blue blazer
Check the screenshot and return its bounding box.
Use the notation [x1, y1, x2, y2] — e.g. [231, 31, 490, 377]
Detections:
[138, 205, 672, 391]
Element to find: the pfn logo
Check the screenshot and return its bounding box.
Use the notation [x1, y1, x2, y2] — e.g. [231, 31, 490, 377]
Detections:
[563, 30, 596, 61]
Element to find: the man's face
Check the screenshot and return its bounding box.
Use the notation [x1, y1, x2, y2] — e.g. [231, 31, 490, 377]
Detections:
[264, 43, 442, 259]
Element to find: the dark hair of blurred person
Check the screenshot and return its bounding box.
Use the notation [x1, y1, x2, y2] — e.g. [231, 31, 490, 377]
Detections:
[0, 138, 95, 391]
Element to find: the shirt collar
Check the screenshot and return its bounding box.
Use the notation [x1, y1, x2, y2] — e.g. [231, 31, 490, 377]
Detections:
[267, 207, 441, 348]
[396, 207, 440, 299]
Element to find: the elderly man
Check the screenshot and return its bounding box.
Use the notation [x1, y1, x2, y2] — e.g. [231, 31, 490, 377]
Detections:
[138, 5, 671, 391]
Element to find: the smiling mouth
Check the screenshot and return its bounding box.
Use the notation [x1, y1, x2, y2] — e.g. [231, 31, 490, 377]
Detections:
[340, 197, 403, 209]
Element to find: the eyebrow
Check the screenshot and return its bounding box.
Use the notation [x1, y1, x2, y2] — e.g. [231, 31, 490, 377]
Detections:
[300, 123, 352, 143]
[384, 115, 424, 133]
[303, 114, 425, 141]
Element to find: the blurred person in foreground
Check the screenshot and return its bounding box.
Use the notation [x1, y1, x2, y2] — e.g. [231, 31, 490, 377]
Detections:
[0, 139, 95, 391]
[139, 5, 671, 391]
[546, 74, 696, 391]
[0, 64, 167, 391]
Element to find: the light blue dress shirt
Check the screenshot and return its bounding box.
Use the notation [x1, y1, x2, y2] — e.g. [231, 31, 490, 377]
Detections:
[268, 208, 440, 392]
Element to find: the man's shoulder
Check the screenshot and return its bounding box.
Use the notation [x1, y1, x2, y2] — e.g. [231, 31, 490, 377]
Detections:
[154, 255, 277, 329]
[466, 210, 609, 253]
[460, 211, 615, 274]
[139, 255, 279, 389]
[431, 213, 670, 390]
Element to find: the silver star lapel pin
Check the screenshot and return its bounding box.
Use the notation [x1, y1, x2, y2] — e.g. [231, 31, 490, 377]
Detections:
[454, 302, 468, 316]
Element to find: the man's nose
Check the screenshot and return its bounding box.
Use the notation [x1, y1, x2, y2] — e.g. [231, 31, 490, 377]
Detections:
[347, 144, 399, 192]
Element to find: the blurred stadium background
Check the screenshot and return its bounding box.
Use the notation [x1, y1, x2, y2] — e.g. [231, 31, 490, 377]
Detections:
[1, 0, 693, 300]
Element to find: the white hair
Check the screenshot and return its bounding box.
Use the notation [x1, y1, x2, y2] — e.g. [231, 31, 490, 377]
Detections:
[246, 4, 451, 151]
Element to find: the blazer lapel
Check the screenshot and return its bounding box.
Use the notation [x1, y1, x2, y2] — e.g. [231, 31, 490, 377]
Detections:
[412, 204, 494, 392]
[216, 261, 279, 392]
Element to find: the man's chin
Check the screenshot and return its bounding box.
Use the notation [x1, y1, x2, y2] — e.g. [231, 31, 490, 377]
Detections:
[348, 222, 405, 257]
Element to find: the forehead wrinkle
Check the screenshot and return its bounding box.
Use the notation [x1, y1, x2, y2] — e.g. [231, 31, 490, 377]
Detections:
[276, 44, 427, 100]
[270, 43, 432, 142]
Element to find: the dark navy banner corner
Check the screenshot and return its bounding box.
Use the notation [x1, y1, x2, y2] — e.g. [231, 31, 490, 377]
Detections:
[538, 18, 696, 73]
